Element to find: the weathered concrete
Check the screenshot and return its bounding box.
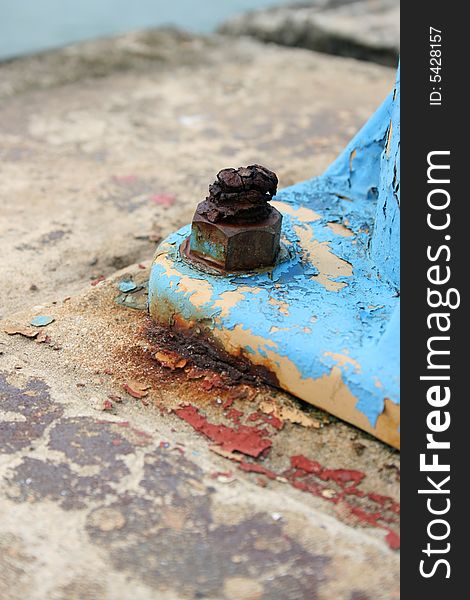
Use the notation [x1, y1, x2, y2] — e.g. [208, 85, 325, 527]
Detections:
[219, 0, 399, 66]
[1, 265, 399, 599]
[0, 29, 397, 599]
[0, 28, 394, 318]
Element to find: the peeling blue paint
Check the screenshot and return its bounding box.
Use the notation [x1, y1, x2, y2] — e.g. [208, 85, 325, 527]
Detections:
[30, 315, 55, 327]
[148, 69, 400, 446]
[190, 227, 225, 265]
[370, 67, 400, 289]
[118, 279, 137, 293]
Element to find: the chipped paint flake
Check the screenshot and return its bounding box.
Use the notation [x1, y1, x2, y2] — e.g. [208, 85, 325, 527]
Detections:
[174, 405, 272, 458]
[118, 279, 137, 293]
[213, 286, 262, 318]
[324, 352, 361, 373]
[294, 224, 352, 291]
[30, 315, 55, 327]
[268, 297, 290, 316]
[272, 200, 321, 223]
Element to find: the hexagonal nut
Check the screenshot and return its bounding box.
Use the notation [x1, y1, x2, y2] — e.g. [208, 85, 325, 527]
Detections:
[189, 208, 282, 271]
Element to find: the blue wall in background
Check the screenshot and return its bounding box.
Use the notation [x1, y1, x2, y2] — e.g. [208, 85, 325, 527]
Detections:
[0, 0, 296, 60]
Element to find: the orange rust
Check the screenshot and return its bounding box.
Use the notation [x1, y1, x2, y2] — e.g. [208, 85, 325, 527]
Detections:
[145, 318, 280, 389]
[106, 316, 273, 413]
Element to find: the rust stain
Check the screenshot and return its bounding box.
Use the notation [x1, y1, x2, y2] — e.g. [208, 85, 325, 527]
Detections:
[108, 309, 400, 449]
[208, 323, 400, 448]
[145, 320, 279, 388]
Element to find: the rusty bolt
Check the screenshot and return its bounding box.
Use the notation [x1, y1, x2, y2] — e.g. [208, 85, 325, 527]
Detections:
[186, 165, 282, 271]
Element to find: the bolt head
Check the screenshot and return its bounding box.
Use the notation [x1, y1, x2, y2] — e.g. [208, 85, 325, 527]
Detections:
[189, 207, 282, 271]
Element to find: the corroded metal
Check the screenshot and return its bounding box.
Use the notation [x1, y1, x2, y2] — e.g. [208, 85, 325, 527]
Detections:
[188, 165, 282, 271]
[149, 71, 401, 449]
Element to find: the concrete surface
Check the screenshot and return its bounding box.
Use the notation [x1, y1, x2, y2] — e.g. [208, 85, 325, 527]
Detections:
[219, 0, 399, 66]
[0, 28, 394, 319]
[0, 29, 398, 599]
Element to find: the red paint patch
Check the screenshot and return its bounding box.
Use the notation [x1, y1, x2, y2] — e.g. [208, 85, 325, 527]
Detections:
[131, 427, 152, 438]
[368, 492, 400, 514]
[222, 397, 235, 410]
[286, 454, 399, 549]
[174, 405, 272, 458]
[349, 505, 382, 527]
[150, 193, 176, 207]
[201, 373, 226, 391]
[210, 471, 233, 479]
[226, 408, 243, 424]
[238, 461, 278, 480]
[320, 468, 365, 487]
[113, 174, 138, 185]
[102, 399, 114, 411]
[290, 456, 365, 487]
[385, 530, 401, 550]
[90, 275, 105, 286]
[290, 455, 323, 476]
[291, 478, 332, 501]
[247, 410, 283, 430]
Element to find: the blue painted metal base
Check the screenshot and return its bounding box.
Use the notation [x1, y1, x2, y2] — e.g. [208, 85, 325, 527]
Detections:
[149, 71, 400, 448]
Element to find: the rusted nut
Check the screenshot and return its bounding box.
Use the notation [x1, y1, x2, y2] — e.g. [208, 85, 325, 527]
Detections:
[190, 208, 282, 271]
[187, 164, 282, 271]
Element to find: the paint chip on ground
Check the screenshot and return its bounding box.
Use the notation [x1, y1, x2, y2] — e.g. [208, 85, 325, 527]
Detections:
[30, 315, 55, 327]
